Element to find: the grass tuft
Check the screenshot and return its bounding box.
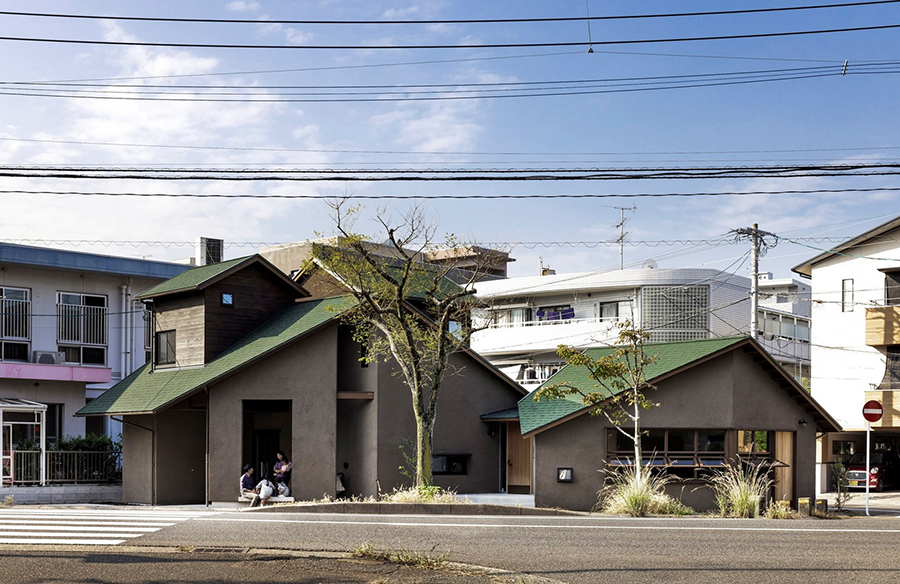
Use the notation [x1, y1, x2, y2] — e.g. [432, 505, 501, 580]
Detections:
[598, 465, 694, 517]
[353, 542, 449, 570]
[1, 495, 14, 507]
[764, 500, 799, 519]
[707, 461, 773, 518]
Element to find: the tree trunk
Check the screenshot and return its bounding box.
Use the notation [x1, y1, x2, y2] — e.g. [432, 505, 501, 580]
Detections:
[633, 383, 643, 483]
[415, 411, 434, 486]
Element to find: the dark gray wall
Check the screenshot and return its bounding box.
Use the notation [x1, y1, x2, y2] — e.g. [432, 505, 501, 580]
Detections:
[122, 414, 154, 504]
[208, 327, 338, 502]
[155, 408, 206, 505]
[375, 350, 522, 494]
[336, 399, 379, 497]
[534, 350, 821, 511]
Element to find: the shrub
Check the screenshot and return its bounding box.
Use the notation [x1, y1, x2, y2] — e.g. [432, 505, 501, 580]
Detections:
[382, 485, 461, 504]
[599, 465, 693, 517]
[707, 461, 773, 518]
[764, 500, 799, 519]
[831, 461, 852, 512]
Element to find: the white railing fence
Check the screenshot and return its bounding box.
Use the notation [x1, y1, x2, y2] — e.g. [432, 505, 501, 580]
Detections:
[2, 450, 122, 485]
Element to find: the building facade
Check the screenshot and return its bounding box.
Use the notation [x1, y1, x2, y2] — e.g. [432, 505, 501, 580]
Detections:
[471, 266, 811, 391]
[0, 243, 188, 449]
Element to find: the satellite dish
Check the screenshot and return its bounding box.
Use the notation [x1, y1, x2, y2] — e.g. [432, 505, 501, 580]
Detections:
[642, 259, 658, 270]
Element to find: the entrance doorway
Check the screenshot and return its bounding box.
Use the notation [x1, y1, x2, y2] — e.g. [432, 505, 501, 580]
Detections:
[505, 421, 532, 494]
[242, 400, 291, 483]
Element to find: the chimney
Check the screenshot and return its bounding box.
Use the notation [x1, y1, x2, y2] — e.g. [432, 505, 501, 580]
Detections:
[196, 237, 224, 266]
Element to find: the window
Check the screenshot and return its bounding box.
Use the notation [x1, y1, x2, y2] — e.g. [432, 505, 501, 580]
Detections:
[832, 441, 855, 455]
[221, 292, 234, 306]
[1, 287, 31, 361]
[842, 279, 854, 312]
[57, 293, 108, 363]
[432, 454, 469, 475]
[595, 302, 619, 322]
[143, 309, 152, 364]
[886, 273, 900, 306]
[607, 428, 726, 479]
[737, 430, 771, 464]
[155, 330, 176, 365]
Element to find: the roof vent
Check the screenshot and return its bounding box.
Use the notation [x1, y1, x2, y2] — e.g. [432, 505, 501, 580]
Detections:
[197, 237, 224, 266]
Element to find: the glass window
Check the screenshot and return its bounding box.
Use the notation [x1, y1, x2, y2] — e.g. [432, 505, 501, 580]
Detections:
[842, 279, 854, 312]
[738, 430, 770, 454]
[667, 430, 695, 452]
[643, 429, 665, 453]
[697, 430, 726, 452]
[156, 330, 176, 365]
[832, 441, 855, 455]
[432, 454, 469, 475]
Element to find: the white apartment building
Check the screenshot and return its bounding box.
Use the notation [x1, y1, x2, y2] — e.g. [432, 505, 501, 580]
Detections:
[471, 265, 811, 391]
[0, 243, 188, 448]
[794, 216, 900, 434]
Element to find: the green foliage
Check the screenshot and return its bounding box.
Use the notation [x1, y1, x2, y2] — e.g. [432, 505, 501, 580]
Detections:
[397, 439, 416, 481]
[707, 461, 774, 518]
[764, 500, 799, 519]
[598, 465, 694, 517]
[312, 202, 505, 488]
[353, 542, 449, 570]
[55, 433, 121, 452]
[831, 461, 853, 512]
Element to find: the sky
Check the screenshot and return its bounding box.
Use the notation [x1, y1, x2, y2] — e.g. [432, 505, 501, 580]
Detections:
[1, 1, 900, 280]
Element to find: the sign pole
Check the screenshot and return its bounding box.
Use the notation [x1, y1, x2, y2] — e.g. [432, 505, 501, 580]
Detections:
[866, 419, 871, 516]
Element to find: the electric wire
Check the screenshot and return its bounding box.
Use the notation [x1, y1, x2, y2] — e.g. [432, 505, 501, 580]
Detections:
[3, 2, 897, 25]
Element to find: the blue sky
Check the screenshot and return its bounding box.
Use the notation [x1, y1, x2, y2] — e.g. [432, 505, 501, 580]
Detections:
[1, 1, 899, 279]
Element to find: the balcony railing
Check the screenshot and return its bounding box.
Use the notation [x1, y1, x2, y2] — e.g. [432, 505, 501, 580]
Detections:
[3, 450, 122, 485]
[57, 303, 108, 345]
[487, 316, 621, 329]
[0, 299, 30, 340]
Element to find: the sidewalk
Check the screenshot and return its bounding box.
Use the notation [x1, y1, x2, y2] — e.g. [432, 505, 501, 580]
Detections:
[819, 490, 900, 516]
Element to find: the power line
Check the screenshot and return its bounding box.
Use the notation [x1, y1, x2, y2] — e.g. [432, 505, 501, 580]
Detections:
[3, 23, 900, 51]
[4, 2, 897, 25]
[2, 186, 900, 199]
[3, 136, 899, 157]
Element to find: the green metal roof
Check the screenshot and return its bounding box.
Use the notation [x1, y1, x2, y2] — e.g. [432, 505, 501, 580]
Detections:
[77, 296, 354, 416]
[518, 336, 748, 436]
[134, 256, 251, 299]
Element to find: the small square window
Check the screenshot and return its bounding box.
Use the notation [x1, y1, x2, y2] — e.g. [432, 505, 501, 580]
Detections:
[221, 293, 234, 306]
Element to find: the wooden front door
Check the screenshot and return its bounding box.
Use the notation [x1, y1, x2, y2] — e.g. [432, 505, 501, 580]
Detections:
[774, 431, 794, 502]
[506, 421, 532, 494]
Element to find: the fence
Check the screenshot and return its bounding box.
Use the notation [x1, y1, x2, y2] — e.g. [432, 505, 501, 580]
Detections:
[3, 451, 122, 485]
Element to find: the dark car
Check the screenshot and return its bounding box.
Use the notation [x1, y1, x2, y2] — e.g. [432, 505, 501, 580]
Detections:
[845, 450, 900, 491]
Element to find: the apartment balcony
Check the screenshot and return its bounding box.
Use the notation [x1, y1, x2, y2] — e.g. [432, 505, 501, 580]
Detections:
[0, 298, 30, 341]
[0, 361, 110, 383]
[864, 388, 900, 428]
[471, 317, 620, 356]
[756, 335, 810, 363]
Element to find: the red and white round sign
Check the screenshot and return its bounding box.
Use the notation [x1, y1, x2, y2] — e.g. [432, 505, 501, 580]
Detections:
[863, 400, 883, 423]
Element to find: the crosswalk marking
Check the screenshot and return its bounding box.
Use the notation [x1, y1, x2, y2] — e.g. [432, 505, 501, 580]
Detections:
[0, 508, 218, 546]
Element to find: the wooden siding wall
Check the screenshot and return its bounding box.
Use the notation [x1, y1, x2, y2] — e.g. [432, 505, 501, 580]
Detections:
[203, 264, 301, 362]
[153, 294, 206, 367]
[865, 306, 900, 346]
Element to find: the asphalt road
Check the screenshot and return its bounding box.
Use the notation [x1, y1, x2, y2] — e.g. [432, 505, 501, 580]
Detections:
[125, 511, 900, 583]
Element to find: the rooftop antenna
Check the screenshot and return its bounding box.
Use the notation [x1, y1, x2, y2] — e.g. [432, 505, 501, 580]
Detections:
[614, 206, 636, 270]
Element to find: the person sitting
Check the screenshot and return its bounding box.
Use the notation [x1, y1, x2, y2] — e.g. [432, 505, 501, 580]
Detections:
[256, 473, 277, 506]
[239, 464, 260, 507]
[276, 480, 290, 498]
[273, 450, 292, 486]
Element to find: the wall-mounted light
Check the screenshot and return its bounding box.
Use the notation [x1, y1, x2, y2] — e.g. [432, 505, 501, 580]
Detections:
[798, 418, 808, 428]
[557, 467, 573, 483]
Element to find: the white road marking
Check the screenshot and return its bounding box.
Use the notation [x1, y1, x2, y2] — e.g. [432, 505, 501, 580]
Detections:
[0, 508, 218, 546]
[197, 515, 900, 534]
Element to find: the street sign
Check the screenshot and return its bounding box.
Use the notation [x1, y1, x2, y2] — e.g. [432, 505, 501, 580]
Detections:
[863, 400, 884, 423]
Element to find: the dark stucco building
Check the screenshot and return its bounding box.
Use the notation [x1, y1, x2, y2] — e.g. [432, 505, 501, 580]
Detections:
[519, 337, 840, 512]
[77, 255, 526, 505]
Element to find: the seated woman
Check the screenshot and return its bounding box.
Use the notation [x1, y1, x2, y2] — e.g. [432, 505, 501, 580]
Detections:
[273, 450, 292, 486]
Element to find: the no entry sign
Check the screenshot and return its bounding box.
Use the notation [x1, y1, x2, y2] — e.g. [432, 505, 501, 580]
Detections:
[863, 400, 883, 423]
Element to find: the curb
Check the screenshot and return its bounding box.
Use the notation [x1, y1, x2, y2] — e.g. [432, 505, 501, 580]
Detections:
[244, 501, 586, 516]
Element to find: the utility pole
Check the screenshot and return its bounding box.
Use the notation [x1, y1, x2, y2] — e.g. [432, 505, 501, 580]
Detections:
[730, 224, 778, 340]
[614, 206, 636, 270]
[750, 223, 759, 341]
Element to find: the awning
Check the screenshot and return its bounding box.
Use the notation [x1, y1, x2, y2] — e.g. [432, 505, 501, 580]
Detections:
[0, 398, 47, 411]
[480, 407, 520, 422]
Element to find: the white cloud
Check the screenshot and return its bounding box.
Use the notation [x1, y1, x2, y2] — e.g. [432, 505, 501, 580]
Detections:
[226, 1, 261, 12]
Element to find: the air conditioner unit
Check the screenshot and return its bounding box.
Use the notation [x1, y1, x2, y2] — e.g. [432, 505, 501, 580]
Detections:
[33, 351, 66, 365]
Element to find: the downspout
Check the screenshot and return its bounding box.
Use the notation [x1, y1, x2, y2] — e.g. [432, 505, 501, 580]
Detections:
[205, 387, 210, 508]
[125, 280, 133, 376]
[112, 416, 156, 505]
[119, 285, 127, 381]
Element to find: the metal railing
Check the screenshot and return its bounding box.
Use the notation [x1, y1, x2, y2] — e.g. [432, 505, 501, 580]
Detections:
[3, 451, 122, 485]
[487, 316, 621, 329]
[0, 299, 30, 340]
[57, 303, 108, 345]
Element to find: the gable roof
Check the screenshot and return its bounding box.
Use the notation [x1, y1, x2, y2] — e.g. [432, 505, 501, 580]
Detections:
[792, 214, 900, 278]
[135, 255, 308, 300]
[518, 336, 840, 437]
[77, 296, 354, 416]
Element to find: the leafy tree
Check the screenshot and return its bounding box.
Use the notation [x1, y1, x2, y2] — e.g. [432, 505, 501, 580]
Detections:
[533, 320, 658, 479]
[311, 202, 503, 487]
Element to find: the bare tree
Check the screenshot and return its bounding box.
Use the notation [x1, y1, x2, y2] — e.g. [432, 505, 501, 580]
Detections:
[311, 201, 505, 487]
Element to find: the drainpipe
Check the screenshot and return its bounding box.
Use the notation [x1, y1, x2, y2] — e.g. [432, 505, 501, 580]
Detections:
[124, 280, 133, 376]
[205, 387, 210, 507]
[119, 285, 128, 381]
[112, 416, 155, 505]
